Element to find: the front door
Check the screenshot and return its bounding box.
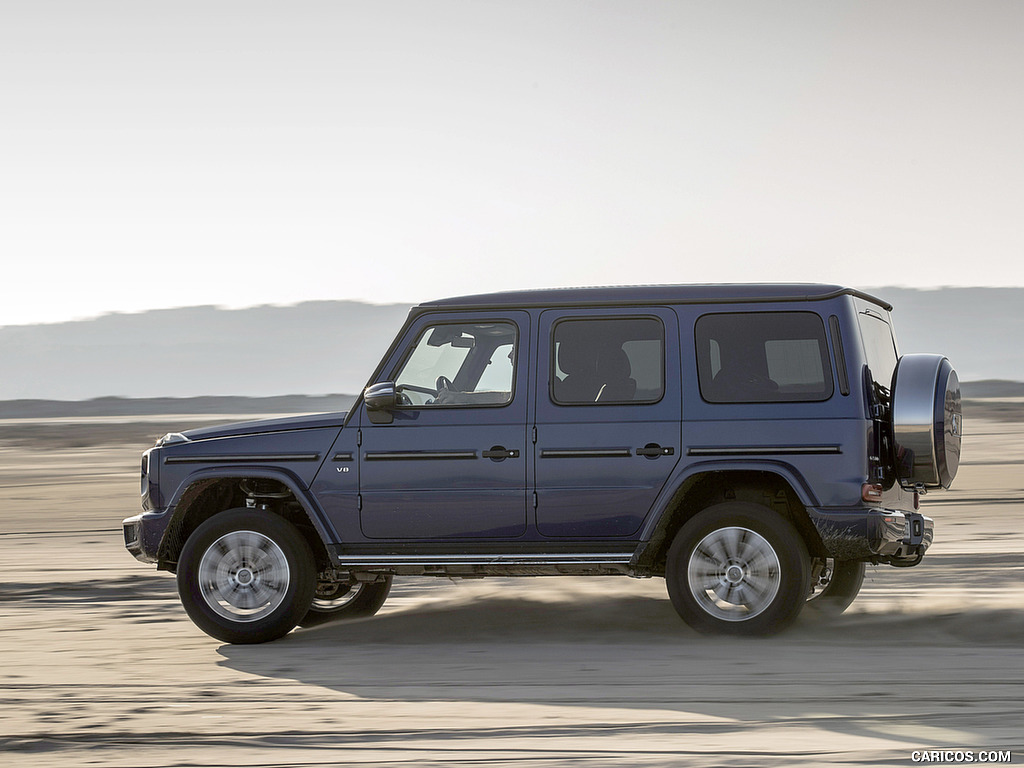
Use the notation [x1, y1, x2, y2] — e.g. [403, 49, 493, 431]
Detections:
[534, 308, 681, 538]
[358, 311, 530, 540]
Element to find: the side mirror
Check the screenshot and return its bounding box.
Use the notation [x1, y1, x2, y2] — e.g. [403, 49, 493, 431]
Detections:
[364, 381, 397, 410]
[364, 381, 396, 423]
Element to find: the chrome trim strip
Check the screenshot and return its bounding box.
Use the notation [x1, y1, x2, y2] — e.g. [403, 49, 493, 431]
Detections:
[363, 450, 478, 461]
[335, 553, 634, 565]
[687, 446, 842, 456]
[332, 452, 354, 462]
[164, 453, 321, 464]
[540, 448, 633, 459]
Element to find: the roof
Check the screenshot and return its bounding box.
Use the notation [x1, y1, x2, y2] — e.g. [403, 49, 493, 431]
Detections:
[419, 283, 892, 311]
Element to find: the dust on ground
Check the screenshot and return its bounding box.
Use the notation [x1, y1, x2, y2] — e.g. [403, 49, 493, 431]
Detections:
[0, 417, 1021, 767]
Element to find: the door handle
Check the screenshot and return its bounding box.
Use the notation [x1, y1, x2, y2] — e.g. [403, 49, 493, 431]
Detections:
[635, 444, 674, 458]
[483, 446, 520, 460]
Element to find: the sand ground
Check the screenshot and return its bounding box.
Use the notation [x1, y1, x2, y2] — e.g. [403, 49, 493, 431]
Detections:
[1, 418, 1021, 767]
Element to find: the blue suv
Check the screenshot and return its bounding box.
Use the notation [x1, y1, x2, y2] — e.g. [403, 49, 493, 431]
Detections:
[123, 284, 961, 643]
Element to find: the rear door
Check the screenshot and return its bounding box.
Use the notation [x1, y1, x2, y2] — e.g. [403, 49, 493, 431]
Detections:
[534, 308, 681, 538]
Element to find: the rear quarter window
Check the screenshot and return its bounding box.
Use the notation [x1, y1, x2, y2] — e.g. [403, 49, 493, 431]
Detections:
[857, 310, 899, 390]
[696, 312, 834, 403]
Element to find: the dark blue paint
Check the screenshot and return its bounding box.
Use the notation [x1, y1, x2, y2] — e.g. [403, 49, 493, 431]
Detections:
[124, 284, 930, 569]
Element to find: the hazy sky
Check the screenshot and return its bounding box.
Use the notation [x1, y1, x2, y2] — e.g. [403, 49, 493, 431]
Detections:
[2, 1, 1022, 327]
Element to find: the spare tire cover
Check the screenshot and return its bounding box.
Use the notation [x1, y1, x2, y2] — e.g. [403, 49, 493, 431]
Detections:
[890, 354, 962, 489]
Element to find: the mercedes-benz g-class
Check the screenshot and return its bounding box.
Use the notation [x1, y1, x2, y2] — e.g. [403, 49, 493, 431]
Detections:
[123, 284, 961, 643]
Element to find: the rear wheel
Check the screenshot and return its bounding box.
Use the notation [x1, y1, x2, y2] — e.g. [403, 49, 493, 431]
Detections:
[298, 577, 393, 628]
[177, 509, 316, 644]
[666, 502, 810, 635]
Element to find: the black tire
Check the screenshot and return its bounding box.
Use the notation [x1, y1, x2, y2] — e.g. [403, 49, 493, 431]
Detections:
[804, 559, 866, 617]
[177, 509, 316, 644]
[298, 577, 393, 628]
[666, 502, 810, 636]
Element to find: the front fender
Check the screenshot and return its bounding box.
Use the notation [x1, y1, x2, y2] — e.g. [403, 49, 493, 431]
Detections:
[159, 466, 339, 561]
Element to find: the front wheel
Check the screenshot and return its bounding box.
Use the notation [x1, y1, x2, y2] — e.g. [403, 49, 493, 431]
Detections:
[298, 577, 393, 628]
[177, 509, 316, 644]
[666, 502, 810, 636]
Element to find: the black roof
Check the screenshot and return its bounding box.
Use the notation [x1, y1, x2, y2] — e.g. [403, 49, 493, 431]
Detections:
[419, 284, 892, 311]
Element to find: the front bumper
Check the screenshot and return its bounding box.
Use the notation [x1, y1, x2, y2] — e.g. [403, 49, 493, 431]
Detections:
[122, 509, 169, 564]
[808, 506, 934, 565]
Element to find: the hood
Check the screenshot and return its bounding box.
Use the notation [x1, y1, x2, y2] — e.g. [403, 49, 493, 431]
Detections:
[179, 411, 349, 442]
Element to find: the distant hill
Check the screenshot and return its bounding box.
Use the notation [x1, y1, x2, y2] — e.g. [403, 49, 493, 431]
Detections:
[0, 288, 1020, 400]
[961, 380, 1024, 398]
[0, 301, 410, 400]
[0, 395, 357, 420]
[866, 287, 1024, 382]
[1, 383, 1013, 421]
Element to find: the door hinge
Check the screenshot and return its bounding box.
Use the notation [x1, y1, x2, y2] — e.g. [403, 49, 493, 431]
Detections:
[532, 426, 538, 444]
[357, 493, 363, 511]
[357, 429, 363, 446]
[532, 491, 538, 509]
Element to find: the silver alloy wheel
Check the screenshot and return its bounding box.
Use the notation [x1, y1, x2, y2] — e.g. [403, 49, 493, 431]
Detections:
[197, 530, 291, 622]
[687, 526, 782, 621]
[310, 583, 363, 611]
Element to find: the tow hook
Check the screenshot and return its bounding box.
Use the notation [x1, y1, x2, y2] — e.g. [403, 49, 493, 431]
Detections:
[883, 512, 929, 567]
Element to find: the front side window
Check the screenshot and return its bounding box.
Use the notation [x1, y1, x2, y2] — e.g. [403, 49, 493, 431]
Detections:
[696, 312, 834, 403]
[551, 317, 665, 405]
[394, 321, 517, 407]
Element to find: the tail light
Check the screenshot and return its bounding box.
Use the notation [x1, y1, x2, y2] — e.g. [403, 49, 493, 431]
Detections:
[862, 483, 884, 502]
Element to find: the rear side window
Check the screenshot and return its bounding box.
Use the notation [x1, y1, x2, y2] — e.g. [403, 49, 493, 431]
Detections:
[552, 317, 664, 405]
[696, 312, 834, 403]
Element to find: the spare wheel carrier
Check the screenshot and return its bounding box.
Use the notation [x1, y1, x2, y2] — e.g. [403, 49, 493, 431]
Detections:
[890, 353, 962, 489]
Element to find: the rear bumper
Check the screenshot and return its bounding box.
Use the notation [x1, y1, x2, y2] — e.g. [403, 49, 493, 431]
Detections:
[808, 506, 934, 565]
[122, 509, 169, 564]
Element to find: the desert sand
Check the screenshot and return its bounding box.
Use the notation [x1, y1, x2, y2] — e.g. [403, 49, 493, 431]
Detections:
[1, 416, 1021, 767]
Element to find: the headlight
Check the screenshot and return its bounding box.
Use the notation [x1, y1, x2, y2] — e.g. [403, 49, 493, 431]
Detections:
[140, 447, 161, 509]
[141, 450, 150, 496]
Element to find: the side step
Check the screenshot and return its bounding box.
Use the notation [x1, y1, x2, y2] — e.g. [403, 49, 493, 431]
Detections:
[329, 551, 637, 577]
